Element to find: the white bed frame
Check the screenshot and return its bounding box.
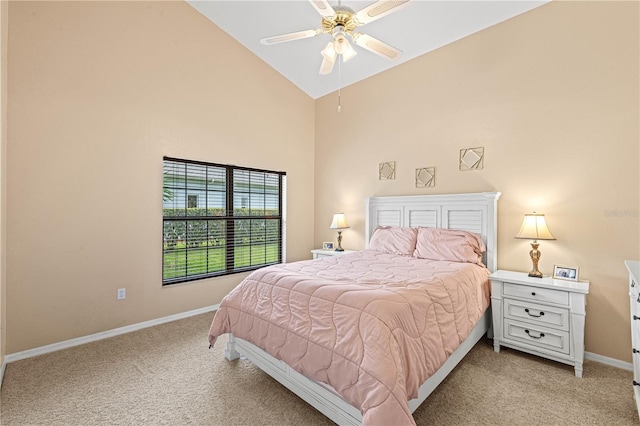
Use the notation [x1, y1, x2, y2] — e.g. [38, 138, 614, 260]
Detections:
[224, 192, 501, 425]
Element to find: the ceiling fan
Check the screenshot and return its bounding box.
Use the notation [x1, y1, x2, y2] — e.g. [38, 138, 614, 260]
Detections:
[260, 0, 411, 75]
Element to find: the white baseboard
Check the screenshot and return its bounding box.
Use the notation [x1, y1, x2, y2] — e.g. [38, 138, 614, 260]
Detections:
[4, 304, 218, 364]
[0, 358, 6, 389]
[585, 351, 633, 371]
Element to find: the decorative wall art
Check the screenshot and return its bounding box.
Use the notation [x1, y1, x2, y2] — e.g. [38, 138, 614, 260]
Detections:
[415, 167, 436, 188]
[459, 147, 484, 171]
[379, 161, 396, 180]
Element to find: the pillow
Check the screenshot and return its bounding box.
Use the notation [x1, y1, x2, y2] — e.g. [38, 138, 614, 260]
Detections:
[368, 226, 418, 256]
[413, 227, 486, 265]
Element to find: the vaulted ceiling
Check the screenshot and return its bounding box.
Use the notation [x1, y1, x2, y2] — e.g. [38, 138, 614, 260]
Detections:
[188, 1, 548, 99]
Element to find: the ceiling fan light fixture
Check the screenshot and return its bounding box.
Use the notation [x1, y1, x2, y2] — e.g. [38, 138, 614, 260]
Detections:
[261, 0, 407, 79]
[334, 37, 350, 55]
[332, 26, 349, 55]
[341, 43, 357, 62]
[321, 42, 337, 62]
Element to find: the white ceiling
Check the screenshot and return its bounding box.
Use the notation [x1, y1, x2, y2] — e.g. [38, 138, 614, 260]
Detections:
[187, 1, 549, 99]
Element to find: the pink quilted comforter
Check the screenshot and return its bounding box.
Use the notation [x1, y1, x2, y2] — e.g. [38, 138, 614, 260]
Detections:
[209, 250, 490, 425]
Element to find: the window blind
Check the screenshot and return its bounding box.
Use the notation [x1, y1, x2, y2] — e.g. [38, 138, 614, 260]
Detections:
[162, 157, 286, 285]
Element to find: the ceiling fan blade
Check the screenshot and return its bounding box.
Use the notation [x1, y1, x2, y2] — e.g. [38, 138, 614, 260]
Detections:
[355, 0, 411, 25]
[308, 0, 336, 18]
[260, 29, 321, 45]
[352, 33, 401, 60]
[319, 56, 336, 75]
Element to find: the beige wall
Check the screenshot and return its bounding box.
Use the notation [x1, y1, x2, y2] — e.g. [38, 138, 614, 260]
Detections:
[315, 1, 639, 362]
[1, 0, 7, 371]
[6, 1, 315, 353]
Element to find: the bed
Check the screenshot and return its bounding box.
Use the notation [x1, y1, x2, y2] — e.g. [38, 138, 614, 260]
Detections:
[209, 192, 501, 425]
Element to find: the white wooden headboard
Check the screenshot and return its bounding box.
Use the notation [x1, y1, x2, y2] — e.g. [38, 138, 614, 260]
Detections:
[365, 192, 501, 272]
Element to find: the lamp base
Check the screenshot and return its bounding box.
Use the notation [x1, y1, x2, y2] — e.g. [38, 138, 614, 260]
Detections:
[335, 230, 344, 252]
[528, 242, 543, 278]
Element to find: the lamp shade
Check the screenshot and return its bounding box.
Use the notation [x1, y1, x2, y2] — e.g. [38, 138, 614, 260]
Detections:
[330, 213, 349, 229]
[515, 213, 555, 241]
[341, 42, 358, 62]
[333, 30, 349, 54]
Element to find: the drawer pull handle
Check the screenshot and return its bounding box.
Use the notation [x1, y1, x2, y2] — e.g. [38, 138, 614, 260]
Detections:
[524, 329, 545, 339]
[531, 292, 536, 296]
[633, 280, 637, 288]
[634, 348, 640, 354]
[525, 308, 544, 318]
[637, 295, 640, 304]
[634, 316, 640, 321]
[635, 381, 640, 386]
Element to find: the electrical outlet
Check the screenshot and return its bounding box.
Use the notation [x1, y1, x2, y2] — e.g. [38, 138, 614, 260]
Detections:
[117, 288, 126, 300]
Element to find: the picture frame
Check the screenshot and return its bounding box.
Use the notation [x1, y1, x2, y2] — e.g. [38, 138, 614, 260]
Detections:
[553, 265, 579, 281]
[322, 242, 334, 250]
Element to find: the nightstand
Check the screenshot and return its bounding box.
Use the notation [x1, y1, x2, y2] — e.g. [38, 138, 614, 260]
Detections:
[311, 249, 356, 259]
[489, 270, 590, 377]
[625, 260, 640, 419]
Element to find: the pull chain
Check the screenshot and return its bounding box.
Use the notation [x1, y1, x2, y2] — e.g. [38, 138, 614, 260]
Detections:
[338, 56, 342, 112]
[337, 0, 343, 112]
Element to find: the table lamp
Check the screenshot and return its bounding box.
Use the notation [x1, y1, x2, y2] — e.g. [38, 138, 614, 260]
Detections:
[330, 213, 349, 252]
[515, 212, 555, 278]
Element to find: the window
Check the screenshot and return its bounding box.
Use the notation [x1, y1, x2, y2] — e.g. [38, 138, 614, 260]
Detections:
[162, 157, 286, 285]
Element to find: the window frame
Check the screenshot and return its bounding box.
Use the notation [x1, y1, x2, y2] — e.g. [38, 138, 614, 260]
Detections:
[162, 156, 286, 286]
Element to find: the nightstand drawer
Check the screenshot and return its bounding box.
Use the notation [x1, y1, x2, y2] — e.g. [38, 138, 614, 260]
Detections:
[311, 249, 356, 259]
[503, 282, 569, 306]
[504, 298, 570, 331]
[631, 275, 639, 298]
[313, 252, 336, 259]
[504, 319, 570, 355]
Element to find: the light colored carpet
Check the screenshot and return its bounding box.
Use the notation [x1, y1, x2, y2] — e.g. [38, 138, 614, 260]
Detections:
[1, 312, 637, 425]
